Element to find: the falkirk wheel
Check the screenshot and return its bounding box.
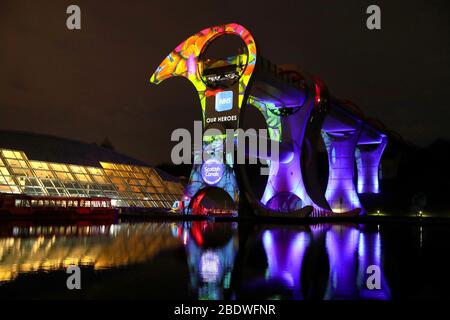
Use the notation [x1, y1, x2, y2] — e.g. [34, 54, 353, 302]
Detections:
[150, 23, 387, 218]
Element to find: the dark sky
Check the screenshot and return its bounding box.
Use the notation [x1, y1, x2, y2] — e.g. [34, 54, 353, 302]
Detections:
[1, 0, 449, 165]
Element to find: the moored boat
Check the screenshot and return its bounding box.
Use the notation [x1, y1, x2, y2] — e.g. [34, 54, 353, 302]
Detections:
[0, 194, 117, 221]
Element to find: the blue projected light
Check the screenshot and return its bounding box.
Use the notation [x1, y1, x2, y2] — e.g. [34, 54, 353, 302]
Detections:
[215, 91, 233, 112]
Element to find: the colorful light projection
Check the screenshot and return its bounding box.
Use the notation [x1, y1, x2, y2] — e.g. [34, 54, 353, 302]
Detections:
[150, 23, 257, 122]
[150, 23, 388, 217]
[150, 23, 257, 213]
[247, 96, 282, 142]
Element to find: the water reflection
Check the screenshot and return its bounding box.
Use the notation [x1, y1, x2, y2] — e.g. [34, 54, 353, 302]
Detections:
[230, 224, 392, 300]
[0, 222, 179, 283]
[324, 225, 390, 299]
[173, 222, 238, 299]
[260, 228, 310, 299]
[0, 220, 392, 300]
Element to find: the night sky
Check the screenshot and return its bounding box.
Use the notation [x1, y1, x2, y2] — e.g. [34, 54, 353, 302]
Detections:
[1, 0, 449, 165]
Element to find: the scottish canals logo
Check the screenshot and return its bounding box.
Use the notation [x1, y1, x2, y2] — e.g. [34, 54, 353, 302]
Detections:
[201, 158, 224, 185]
[215, 91, 233, 112]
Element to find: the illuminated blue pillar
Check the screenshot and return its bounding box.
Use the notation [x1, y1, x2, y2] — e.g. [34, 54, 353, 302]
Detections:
[356, 137, 387, 194]
[322, 129, 362, 213]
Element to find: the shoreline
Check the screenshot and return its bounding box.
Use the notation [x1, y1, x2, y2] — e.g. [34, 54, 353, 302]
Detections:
[119, 211, 450, 225]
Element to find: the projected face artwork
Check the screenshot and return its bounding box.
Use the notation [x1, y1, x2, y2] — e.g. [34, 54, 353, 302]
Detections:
[150, 23, 387, 217]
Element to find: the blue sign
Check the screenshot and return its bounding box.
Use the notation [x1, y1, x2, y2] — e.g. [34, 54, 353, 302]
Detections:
[215, 91, 233, 112]
[201, 158, 224, 185]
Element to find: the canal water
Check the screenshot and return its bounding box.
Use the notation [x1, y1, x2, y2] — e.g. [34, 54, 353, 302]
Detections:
[0, 220, 449, 299]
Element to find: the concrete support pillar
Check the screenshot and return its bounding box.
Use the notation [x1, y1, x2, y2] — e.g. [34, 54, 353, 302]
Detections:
[356, 137, 387, 194]
[322, 129, 362, 213]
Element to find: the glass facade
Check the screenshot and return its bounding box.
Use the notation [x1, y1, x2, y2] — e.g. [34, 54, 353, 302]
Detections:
[0, 148, 183, 209]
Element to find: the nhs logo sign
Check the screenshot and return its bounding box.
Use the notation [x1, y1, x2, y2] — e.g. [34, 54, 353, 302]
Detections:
[215, 91, 233, 112]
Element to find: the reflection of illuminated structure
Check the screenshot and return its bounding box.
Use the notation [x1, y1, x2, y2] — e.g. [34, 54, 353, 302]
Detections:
[0, 131, 183, 209]
[173, 222, 238, 299]
[150, 23, 387, 217]
[262, 229, 310, 299]
[0, 223, 179, 283]
[240, 224, 391, 300]
[324, 225, 391, 299]
[325, 225, 360, 298]
[357, 230, 391, 299]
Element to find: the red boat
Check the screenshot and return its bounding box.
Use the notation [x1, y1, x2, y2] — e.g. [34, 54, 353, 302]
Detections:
[0, 194, 118, 221]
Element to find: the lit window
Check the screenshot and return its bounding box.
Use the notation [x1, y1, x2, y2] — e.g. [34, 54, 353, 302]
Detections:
[75, 174, 91, 182]
[87, 167, 103, 175]
[55, 172, 74, 181]
[70, 165, 87, 174]
[1, 150, 14, 158]
[35, 170, 53, 179]
[6, 159, 20, 167]
[14, 151, 24, 159]
[100, 162, 116, 170]
[29, 161, 49, 170]
[93, 175, 108, 184]
[51, 163, 69, 172]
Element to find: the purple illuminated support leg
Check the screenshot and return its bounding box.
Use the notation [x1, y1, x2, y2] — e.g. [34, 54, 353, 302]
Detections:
[322, 129, 362, 213]
[356, 137, 387, 194]
[259, 109, 315, 209]
[259, 98, 330, 214]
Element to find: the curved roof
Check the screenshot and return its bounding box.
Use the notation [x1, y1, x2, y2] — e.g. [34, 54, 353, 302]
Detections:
[0, 130, 180, 182]
[0, 129, 149, 168]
